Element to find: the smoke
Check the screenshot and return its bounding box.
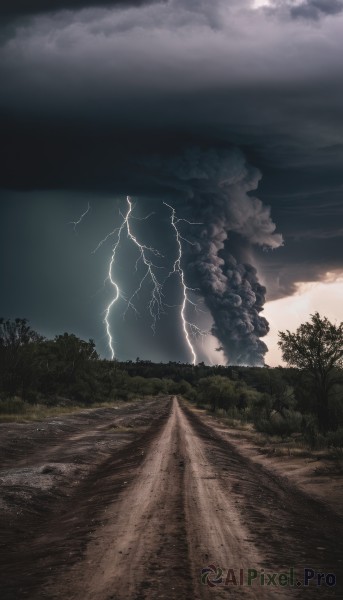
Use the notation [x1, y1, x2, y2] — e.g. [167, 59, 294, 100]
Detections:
[150, 147, 283, 365]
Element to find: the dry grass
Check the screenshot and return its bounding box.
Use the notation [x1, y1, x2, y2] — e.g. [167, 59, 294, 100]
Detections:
[0, 401, 120, 423]
[221, 417, 252, 430]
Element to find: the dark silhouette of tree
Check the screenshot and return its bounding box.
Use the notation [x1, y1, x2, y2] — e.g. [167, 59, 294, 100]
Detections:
[278, 313, 343, 430]
[40, 333, 99, 401]
[0, 318, 43, 397]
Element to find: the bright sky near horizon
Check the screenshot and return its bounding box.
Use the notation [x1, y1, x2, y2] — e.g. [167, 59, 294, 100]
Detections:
[264, 275, 343, 367]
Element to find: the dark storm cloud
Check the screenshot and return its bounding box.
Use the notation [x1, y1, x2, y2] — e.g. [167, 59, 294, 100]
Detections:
[257, 235, 343, 300]
[1, 1, 341, 192]
[255, 181, 343, 300]
[289, 0, 343, 20]
[0, 0, 160, 20]
[0, 0, 342, 362]
[1, 0, 342, 171]
[267, 0, 343, 20]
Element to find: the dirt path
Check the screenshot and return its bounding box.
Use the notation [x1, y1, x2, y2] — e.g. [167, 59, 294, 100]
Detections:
[57, 397, 192, 600]
[1, 397, 342, 599]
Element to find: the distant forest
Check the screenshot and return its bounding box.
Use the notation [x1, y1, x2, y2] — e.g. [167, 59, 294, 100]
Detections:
[0, 317, 342, 447]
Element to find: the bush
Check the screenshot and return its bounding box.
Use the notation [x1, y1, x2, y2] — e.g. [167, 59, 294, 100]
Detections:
[171, 379, 195, 399]
[302, 414, 329, 449]
[254, 409, 303, 437]
[197, 376, 239, 412]
[249, 393, 273, 423]
[326, 427, 343, 448]
[218, 406, 245, 422]
[328, 388, 343, 429]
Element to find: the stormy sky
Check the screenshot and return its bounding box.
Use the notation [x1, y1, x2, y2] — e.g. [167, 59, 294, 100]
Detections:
[0, 0, 342, 365]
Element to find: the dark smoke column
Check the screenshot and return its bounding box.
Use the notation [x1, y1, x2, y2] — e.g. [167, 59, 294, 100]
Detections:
[164, 147, 283, 366]
[189, 238, 271, 366]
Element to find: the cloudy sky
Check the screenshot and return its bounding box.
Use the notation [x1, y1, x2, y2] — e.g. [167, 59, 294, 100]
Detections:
[0, 0, 342, 366]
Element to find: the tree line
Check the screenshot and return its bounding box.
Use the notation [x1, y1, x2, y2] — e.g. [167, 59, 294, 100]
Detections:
[0, 314, 342, 444]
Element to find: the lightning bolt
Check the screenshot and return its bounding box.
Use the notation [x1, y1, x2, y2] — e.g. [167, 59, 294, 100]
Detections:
[69, 202, 91, 232]
[94, 196, 164, 359]
[101, 205, 128, 360]
[123, 205, 165, 332]
[164, 202, 205, 366]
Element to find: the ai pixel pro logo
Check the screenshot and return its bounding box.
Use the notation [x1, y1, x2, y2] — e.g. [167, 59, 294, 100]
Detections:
[201, 565, 224, 587]
[201, 565, 337, 588]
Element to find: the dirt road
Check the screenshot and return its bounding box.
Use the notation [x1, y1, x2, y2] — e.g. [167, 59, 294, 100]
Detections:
[1, 397, 342, 599]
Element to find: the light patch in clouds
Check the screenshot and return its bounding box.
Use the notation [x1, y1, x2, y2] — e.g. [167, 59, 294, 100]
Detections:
[263, 274, 343, 366]
[253, 0, 271, 7]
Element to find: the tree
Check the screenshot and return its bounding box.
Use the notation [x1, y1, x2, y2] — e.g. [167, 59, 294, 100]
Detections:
[40, 333, 99, 400]
[278, 313, 343, 430]
[0, 318, 44, 397]
[198, 375, 236, 412]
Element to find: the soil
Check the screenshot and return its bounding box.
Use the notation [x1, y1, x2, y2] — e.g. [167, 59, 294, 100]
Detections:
[0, 397, 342, 599]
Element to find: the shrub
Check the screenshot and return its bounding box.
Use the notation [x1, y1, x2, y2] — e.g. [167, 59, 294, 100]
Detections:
[254, 409, 302, 437]
[326, 427, 343, 448]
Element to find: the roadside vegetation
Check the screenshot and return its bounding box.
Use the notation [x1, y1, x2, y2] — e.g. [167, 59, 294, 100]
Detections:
[0, 400, 112, 423]
[0, 314, 342, 453]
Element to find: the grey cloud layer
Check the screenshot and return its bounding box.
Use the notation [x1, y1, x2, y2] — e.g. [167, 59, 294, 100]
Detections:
[269, 0, 343, 20]
[0, 0, 342, 356]
[0, 0, 160, 20]
[1, 0, 342, 167]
